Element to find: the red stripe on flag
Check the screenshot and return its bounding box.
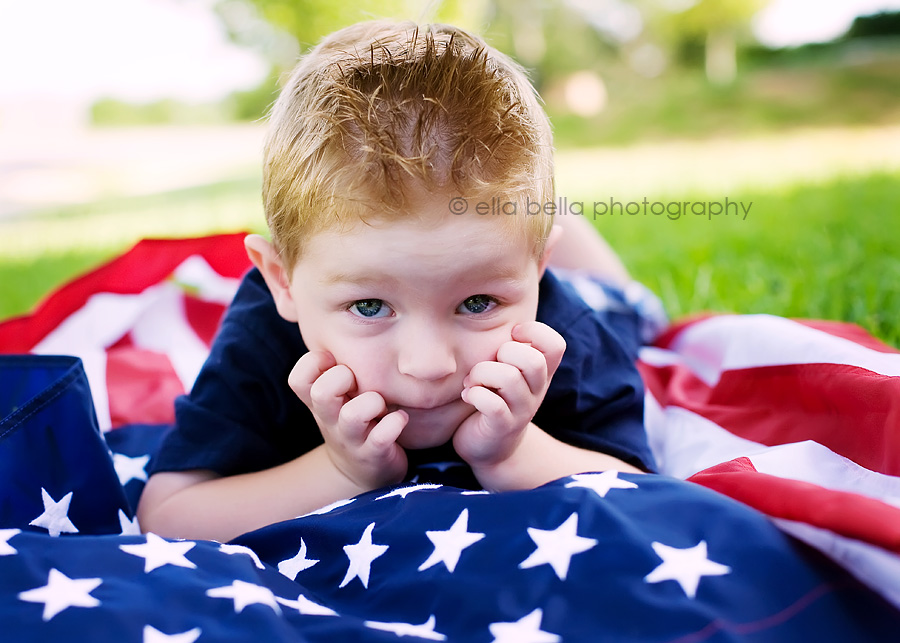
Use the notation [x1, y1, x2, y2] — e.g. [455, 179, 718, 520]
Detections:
[689, 458, 900, 554]
[0, 233, 251, 353]
[638, 361, 900, 477]
[106, 347, 184, 428]
[183, 296, 228, 347]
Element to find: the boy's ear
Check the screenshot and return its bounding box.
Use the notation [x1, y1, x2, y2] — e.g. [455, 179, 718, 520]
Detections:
[537, 224, 564, 278]
[244, 234, 300, 323]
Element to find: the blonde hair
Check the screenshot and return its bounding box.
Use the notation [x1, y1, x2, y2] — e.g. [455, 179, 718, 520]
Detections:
[263, 20, 554, 271]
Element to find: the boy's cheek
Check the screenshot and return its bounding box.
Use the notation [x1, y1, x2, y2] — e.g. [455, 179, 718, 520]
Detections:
[296, 322, 328, 354]
[336, 358, 391, 396]
[471, 323, 521, 364]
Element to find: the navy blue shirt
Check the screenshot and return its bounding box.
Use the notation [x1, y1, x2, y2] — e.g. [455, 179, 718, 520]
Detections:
[150, 268, 656, 481]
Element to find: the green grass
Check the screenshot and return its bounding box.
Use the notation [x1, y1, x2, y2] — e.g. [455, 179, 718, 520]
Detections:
[591, 171, 900, 347]
[1, 170, 898, 348]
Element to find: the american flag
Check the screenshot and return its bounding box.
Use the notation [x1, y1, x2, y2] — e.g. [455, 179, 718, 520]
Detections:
[1, 233, 899, 641]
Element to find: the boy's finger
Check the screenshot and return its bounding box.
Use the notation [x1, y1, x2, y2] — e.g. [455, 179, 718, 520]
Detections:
[337, 391, 387, 441]
[367, 410, 408, 451]
[461, 385, 514, 428]
[511, 321, 566, 375]
[308, 364, 356, 425]
[464, 361, 531, 406]
[495, 340, 548, 395]
[288, 351, 337, 403]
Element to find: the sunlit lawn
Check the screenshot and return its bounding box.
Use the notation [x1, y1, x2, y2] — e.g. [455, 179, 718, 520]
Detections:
[595, 171, 899, 347]
[1, 144, 898, 348]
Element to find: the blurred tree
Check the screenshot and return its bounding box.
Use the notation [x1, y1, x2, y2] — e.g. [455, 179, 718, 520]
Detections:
[212, 0, 640, 101]
[487, 0, 619, 88]
[213, 0, 492, 70]
[209, 0, 500, 122]
[642, 0, 768, 84]
[225, 70, 282, 121]
[845, 11, 900, 39]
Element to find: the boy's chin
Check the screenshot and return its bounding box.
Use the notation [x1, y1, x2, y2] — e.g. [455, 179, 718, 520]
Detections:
[395, 402, 474, 450]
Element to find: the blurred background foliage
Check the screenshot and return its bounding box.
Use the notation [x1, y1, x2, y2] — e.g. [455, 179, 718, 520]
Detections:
[90, 1, 900, 147]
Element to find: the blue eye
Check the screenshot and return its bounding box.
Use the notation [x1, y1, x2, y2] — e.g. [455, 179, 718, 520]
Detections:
[350, 299, 391, 318]
[458, 295, 496, 314]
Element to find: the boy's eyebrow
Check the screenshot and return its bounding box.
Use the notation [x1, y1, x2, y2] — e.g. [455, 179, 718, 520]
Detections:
[319, 263, 528, 288]
[319, 271, 402, 287]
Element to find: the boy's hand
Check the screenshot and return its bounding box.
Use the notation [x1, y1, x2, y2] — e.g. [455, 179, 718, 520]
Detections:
[289, 351, 408, 490]
[453, 322, 566, 471]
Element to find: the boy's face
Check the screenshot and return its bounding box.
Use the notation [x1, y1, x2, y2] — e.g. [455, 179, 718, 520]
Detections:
[274, 196, 551, 450]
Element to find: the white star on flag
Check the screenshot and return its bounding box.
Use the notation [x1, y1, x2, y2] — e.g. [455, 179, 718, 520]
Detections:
[278, 538, 320, 579]
[0, 528, 20, 556]
[207, 580, 281, 613]
[143, 625, 202, 643]
[29, 488, 79, 537]
[18, 568, 101, 621]
[365, 615, 447, 640]
[488, 608, 560, 643]
[119, 533, 197, 573]
[276, 593, 338, 616]
[643, 540, 731, 598]
[219, 543, 265, 569]
[119, 509, 141, 536]
[340, 522, 389, 588]
[565, 470, 638, 497]
[376, 483, 442, 500]
[518, 512, 597, 580]
[418, 508, 485, 573]
[113, 452, 150, 485]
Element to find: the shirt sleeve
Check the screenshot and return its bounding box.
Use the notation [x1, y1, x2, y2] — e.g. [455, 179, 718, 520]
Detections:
[149, 269, 321, 477]
[533, 271, 658, 473]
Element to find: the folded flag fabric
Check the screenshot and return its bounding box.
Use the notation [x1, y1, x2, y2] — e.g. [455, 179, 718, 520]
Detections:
[0, 234, 251, 431]
[0, 355, 132, 536]
[4, 450, 898, 641]
[1, 233, 899, 642]
[637, 314, 900, 608]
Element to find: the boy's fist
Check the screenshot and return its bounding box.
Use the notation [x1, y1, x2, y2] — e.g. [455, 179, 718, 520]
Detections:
[453, 321, 565, 468]
[289, 351, 408, 490]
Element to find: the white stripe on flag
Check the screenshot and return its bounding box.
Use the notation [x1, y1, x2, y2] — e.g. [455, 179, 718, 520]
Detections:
[172, 255, 241, 304]
[644, 391, 769, 479]
[670, 315, 900, 385]
[774, 518, 900, 610]
[129, 286, 210, 391]
[749, 442, 900, 508]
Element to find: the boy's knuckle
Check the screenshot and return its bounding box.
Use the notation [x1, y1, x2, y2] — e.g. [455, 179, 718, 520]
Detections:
[337, 406, 357, 427]
[308, 383, 333, 407]
[287, 363, 310, 390]
[338, 403, 368, 429]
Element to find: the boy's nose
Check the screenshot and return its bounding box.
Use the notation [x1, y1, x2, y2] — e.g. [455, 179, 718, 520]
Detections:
[397, 324, 457, 382]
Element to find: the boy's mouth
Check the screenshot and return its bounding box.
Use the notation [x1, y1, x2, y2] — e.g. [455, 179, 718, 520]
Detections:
[389, 396, 466, 413]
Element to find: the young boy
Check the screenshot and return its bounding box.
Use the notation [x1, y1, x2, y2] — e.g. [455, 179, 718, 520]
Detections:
[137, 20, 657, 542]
